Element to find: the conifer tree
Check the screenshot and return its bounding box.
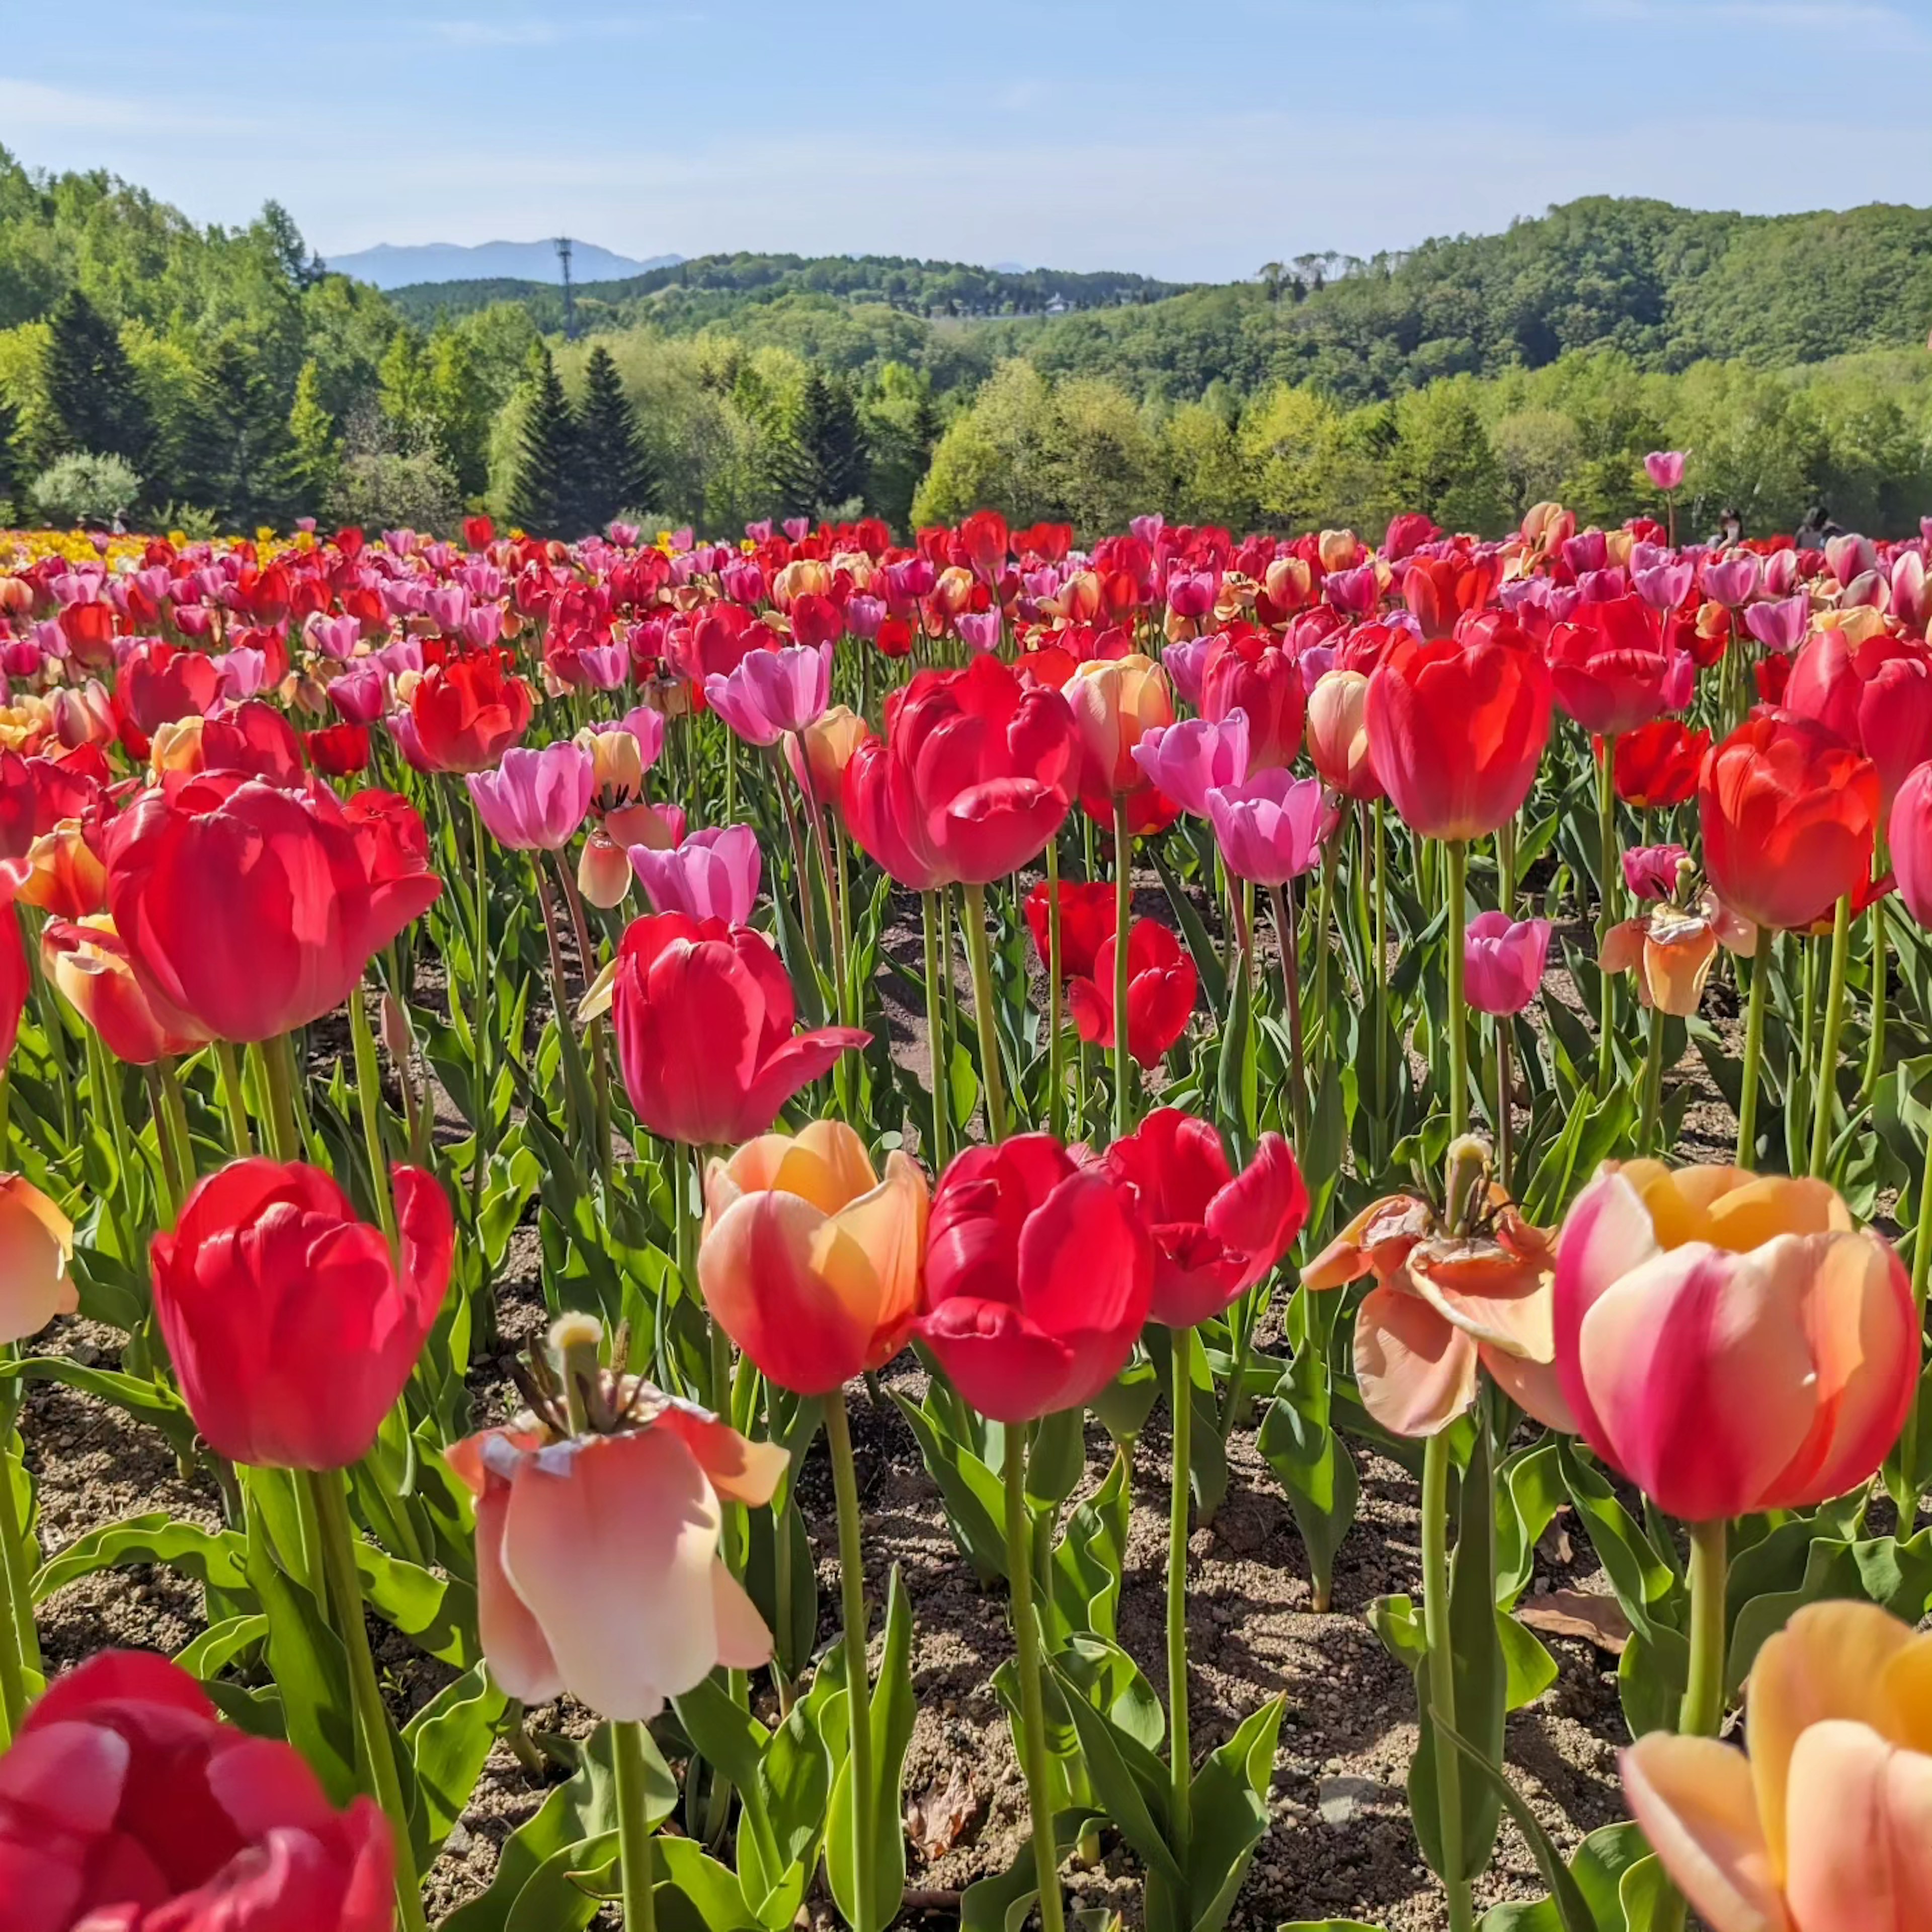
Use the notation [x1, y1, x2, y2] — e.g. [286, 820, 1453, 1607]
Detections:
[508, 344, 578, 535]
[794, 366, 868, 512]
[43, 289, 152, 477]
[0, 394, 19, 511]
[287, 360, 337, 516]
[176, 336, 299, 527]
[572, 343, 654, 533]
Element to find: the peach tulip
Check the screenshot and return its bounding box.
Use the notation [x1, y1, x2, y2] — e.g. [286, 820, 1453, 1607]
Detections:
[0, 1175, 75, 1343]
[447, 1315, 784, 1722]
[1302, 1148, 1574, 1437]
[1601, 889, 1756, 1017]
[1065, 653, 1173, 798]
[1305, 668, 1382, 800]
[699, 1121, 928, 1396]
[1622, 1600, 1932, 1932]
[1554, 1162, 1914, 1522]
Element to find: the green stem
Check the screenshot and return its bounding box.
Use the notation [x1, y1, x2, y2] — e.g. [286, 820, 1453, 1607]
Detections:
[1895, 1133, 1932, 1519]
[261, 1032, 303, 1164]
[1679, 1517, 1728, 1738]
[1003, 1430, 1066, 1932]
[1167, 1327, 1193, 1866]
[1735, 926, 1772, 1165]
[1596, 736, 1619, 1090]
[1865, 875, 1889, 1102]
[1046, 837, 1065, 1144]
[920, 892, 950, 1170]
[614, 1720, 659, 1932]
[1446, 840, 1469, 1137]
[1269, 881, 1307, 1149]
[825, 1390, 875, 1932]
[1810, 894, 1853, 1179]
[143, 1065, 186, 1221]
[0, 1389, 33, 1744]
[961, 881, 1009, 1142]
[307, 1466, 430, 1932]
[467, 786, 494, 1230]
[1112, 795, 1132, 1142]
[1639, 1000, 1667, 1157]
[1421, 1430, 1474, 1932]
[1494, 1023, 1513, 1194]
[212, 1038, 254, 1157]
[348, 985, 398, 1250]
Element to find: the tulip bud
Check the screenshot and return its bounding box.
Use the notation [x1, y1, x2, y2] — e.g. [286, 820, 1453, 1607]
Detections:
[786, 704, 869, 807]
[381, 991, 414, 1065]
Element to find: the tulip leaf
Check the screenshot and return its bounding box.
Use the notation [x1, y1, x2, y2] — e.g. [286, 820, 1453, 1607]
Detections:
[403, 1662, 511, 1872]
[825, 1565, 914, 1932]
[0, 1357, 201, 1461]
[244, 1514, 359, 1809]
[1497, 1609, 1559, 1711]
[1475, 1820, 1650, 1930]
[1494, 1439, 1566, 1612]
[1051, 1448, 1132, 1646]
[173, 1613, 269, 1680]
[354, 1542, 478, 1667]
[1159, 1693, 1283, 1932]
[1050, 1652, 1182, 1888]
[892, 1389, 1008, 1584]
[1258, 1335, 1359, 1613]
[1027, 1406, 1088, 1508]
[655, 1837, 763, 1932]
[1151, 841, 1229, 1011]
[959, 1809, 1106, 1932]
[33, 1513, 251, 1603]
[1557, 1441, 1683, 1648]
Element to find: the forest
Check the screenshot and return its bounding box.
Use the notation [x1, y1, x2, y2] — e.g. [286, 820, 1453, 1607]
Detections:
[1, 145, 1927, 542]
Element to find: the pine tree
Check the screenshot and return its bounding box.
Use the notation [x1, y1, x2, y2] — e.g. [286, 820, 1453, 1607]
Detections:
[794, 366, 867, 513]
[572, 343, 654, 533]
[287, 360, 337, 517]
[43, 289, 153, 477]
[175, 337, 299, 527]
[426, 327, 491, 501]
[508, 344, 578, 535]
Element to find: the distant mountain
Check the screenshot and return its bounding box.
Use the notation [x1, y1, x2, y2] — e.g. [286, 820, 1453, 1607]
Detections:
[324, 239, 682, 290]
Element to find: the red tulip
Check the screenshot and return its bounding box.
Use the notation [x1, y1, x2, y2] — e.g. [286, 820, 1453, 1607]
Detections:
[200, 700, 305, 786]
[843, 657, 1077, 887]
[1022, 877, 1116, 980]
[119, 641, 222, 737]
[0, 1650, 392, 1932]
[406, 651, 534, 772]
[1198, 631, 1305, 769]
[105, 775, 441, 1041]
[1067, 917, 1197, 1067]
[1545, 594, 1678, 736]
[610, 912, 868, 1146]
[916, 1135, 1152, 1422]
[1700, 713, 1880, 932]
[1612, 717, 1709, 809]
[1400, 553, 1498, 640]
[305, 721, 372, 777]
[1104, 1109, 1308, 1327]
[1365, 621, 1552, 840]
[150, 1157, 453, 1470]
[1784, 627, 1932, 804]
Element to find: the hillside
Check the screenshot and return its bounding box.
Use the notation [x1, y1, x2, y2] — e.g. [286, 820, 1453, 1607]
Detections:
[325, 239, 681, 289]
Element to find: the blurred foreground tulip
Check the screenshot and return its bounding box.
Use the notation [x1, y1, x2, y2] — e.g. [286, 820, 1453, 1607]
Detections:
[699, 1120, 928, 1395]
[448, 1314, 783, 1722]
[916, 1135, 1152, 1423]
[0, 1175, 73, 1345]
[608, 913, 867, 1146]
[1104, 1109, 1307, 1328]
[1554, 1161, 1913, 1521]
[0, 1650, 393, 1932]
[150, 1158, 453, 1470]
[1623, 1601, 1932, 1932]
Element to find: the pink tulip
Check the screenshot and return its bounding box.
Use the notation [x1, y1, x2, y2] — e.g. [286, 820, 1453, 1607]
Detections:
[1632, 562, 1694, 612]
[1644, 450, 1686, 492]
[1160, 637, 1211, 709]
[1702, 554, 1761, 609]
[1205, 770, 1336, 886]
[465, 742, 596, 852]
[1623, 843, 1692, 902]
[705, 642, 833, 746]
[956, 611, 1002, 655]
[1462, 911, 1550, 1015]
[308, 614, 362, 662]
[1826, 532, 1878, 587]
[1131, 711, 1250, 818]
[629, 824, 762, 925]
[1744, 593, 1811, 656]
[619, 704, 666, 773]
[1554, 1161, 1914, 1522]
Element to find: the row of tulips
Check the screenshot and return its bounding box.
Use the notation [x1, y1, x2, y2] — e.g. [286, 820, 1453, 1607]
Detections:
[0, 475, 1928, 1931]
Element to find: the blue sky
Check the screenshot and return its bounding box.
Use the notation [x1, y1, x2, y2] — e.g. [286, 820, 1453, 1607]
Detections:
[4, 0, 1929, 281]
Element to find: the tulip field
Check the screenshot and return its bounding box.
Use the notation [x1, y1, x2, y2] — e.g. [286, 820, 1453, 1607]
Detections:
[3, 484, 1932, 1932]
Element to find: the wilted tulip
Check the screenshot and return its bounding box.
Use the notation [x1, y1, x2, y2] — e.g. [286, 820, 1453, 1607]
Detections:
[447, 1316, 783, 1722]
[466, 740, 596, 852]
[1553, 1161, 1914, 1521]
[698, 1120, 928, 1395]
[1067, 917, 1198, 1067]
[1700, 713, 1879, 932]
[0, 1175, 74, 1344]
[150, 1158, 454, 1470]
[1365, 624, 1552, 841]
[1622, 1601, 1932, 1932]
[1104, 1109, 1307, 1328]
[0, 1650, 393, 1930]
[1462, 911, 1551, 1015]
[607, 913, 867, 1146]
[629, 823, 761, 925]
[916, 1135, 1153, 1423]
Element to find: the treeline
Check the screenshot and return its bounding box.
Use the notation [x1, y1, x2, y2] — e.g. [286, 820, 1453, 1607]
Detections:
[1, 144, 1927, 542]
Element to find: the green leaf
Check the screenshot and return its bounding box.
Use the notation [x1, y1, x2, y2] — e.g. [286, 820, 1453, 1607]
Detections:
[0, 1357, 201, 1460]
[173, 1614, 268, 1680]
[656, 1838, 762, 1932]
[959, 1811, 1104, 1932]
[1477, 1821, 1651, 1930]
[1558, 1441, 1682, 1647]
[1257, 1332, 1358, 1613]
[1051, 1654, 1182, 1887]
[1152, 841, 1229, 1011]
[893, 1389, 1008, 1583]
[1167, 1694, 1284, 1932]
[403, 1663, 510, 1871]
[826, 1566, 915, 1932]
[355, 1542, 477, 1667]
[244, 1511, 357, 1808]
[1497, 1611, 1559, 1712]
[34, 1514, 250, 1602]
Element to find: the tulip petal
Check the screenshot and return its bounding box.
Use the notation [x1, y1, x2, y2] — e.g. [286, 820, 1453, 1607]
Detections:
[500, 1428, 722, 1721]
[916, 1297, 1077, 1424]
[739, 1026, 871, 1141]
[1478, 1344, 1580, 1434]
[711, 1562, 775, 1670]
[1408, 1240, 1555, 1359]
[1552, 1169, 1663, 1447]
[1620, 1734, 1789, 1932]
[654, 1404, 789, 1508]
[1783, 1721, 1932, 1932]
[470, 1465, 564, 1708]
[1352, 1285, 1478, 1437]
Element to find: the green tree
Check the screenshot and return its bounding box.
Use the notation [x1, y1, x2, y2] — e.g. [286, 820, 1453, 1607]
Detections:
[425, 326, 491, 500]
[508, 343, 578, 534]
[0, 391, 19, 509]
[1386, 381, 1510, 536]
[573, 341, 654, 532]
[288, 358, 337, 513]
[793, 365, 867, 513]
[42, 288, 152, 475]
[174, 334, 299, 526]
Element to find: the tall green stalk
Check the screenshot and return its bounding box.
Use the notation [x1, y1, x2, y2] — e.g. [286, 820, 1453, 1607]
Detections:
[1596, 736, 1619, 1089]
[1734, 928, 1773, 1165]
[1446, 841, 1469, 1136]
[960, 881, 1009, 1142]
[1655, 1518, 1730, 1932]
[348, 985, 398, 1250]
[211, 1038, 254, 1156]
[1421, 1430, 1473, 1932]
[1639, 1001, 1667, 1157]
[1810, 894, 1853, 1178]
[614, 1721, 659, 1932]
[920, 893, 950, 1170]
[1112, 796, 1133, 1142]
[1166, 1327, 1193, 1868]
[0, 1363, 33, 1746]
[825, 1392, 875, 1932]
[1002, 1433, 1066, 1932]
[1045, 838, 1066, 1142]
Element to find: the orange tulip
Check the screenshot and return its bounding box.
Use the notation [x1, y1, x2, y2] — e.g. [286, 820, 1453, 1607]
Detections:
[42, 914, 212, 1064]
[17, 819, 107, 919]
[0, 1174, 75, 1342]
[1623, 1601, 1932, 1932]
[785, 703, 870, 810]
[699, 1120, 928, 1396]
[1065, 653, 1173, 798]
[1601, 891, 1756, 1016]
[1554, 1162, 1913, 1521]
